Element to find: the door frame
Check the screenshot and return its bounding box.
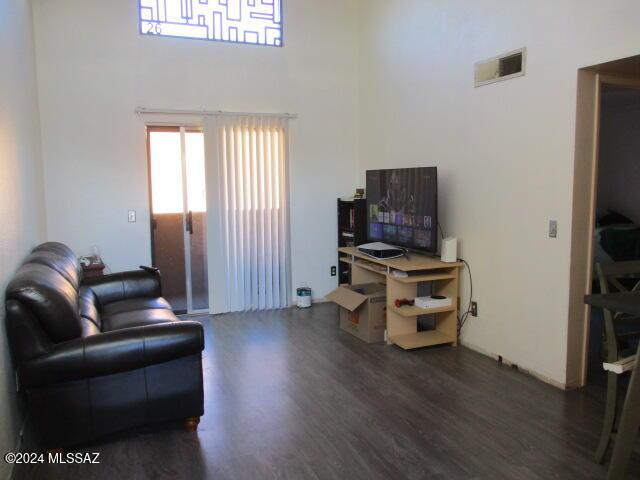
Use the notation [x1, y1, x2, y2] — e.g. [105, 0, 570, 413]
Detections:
[568, 71, 640, 387]
[145, 124, 209, 315]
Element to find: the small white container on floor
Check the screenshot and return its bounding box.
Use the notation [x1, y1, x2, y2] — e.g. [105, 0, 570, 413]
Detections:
[296, 287, 312, 308]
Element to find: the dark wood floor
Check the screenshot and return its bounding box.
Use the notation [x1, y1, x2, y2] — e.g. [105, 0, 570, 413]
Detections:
[15, 303, 640, 479]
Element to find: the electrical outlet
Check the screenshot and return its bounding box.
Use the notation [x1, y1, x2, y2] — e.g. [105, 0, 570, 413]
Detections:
[330, 266, 337, 277]
[471, 301, 478, 317]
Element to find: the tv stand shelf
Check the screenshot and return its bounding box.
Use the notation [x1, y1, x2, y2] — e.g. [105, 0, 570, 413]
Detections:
[390, 331, 455, 350]
[388, 304, 456, 317]
[338, 256, 388, 276]
[338, 247, 463, 350]
[338, 247, 462, 272]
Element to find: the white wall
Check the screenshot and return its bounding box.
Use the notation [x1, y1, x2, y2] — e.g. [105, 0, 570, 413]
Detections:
[31, 0, 640, 385]
[358, 0, 640, 385]
[597, 88, 640, 223]
[0, 0, 46, 476]
[32, 0, 360, 303]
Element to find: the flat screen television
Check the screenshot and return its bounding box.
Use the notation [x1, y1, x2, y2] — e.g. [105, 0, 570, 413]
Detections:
[366, 167, 438, 254]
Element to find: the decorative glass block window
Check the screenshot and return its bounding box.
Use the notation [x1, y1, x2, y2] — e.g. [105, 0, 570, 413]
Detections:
[139, 0, 283, 47]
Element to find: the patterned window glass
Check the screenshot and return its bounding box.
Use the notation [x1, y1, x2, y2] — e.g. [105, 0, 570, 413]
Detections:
[139, 0, 283, 47]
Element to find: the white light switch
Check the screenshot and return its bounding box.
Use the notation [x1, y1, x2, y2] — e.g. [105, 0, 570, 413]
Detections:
[128, 210, 136, 223]
[549, 219, 558, 238]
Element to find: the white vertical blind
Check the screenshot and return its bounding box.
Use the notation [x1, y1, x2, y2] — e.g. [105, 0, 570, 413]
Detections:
[205, 115, 290, 313]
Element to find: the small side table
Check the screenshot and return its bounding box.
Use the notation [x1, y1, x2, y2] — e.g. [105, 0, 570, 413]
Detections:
[82, 263, 106, 279]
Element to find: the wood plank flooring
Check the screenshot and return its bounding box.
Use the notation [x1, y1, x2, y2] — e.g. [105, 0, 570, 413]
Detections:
[15, 303, 640, 479]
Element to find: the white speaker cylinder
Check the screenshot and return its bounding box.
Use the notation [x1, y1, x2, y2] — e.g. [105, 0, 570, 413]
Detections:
[441, 237, 458, 263]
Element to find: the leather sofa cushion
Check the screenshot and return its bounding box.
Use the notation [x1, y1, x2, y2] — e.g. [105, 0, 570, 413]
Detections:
[101, 297, 171, 317]
[20, 321, 204, 388]
[6, 263, 82, 343]
[5, 299, 52, 362]
[84, 270, 161, 307]
[23, 250, 81, 291]
[102, 309, 178, 332]
[79, 287, 101, 328]
[80, 318, 100, 337]
[32, 242, 82, 282]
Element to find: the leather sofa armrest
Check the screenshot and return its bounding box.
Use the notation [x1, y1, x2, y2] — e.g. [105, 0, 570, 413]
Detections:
[82, 268, 162, 306]
[19, 321, 204, 388]
[139, 265, 160, 275]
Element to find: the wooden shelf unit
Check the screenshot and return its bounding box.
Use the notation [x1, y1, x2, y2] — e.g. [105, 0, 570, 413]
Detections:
[338, 247, 463, 350]
[337, 198, 367, 284]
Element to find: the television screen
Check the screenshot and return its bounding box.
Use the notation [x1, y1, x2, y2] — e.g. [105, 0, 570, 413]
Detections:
[366, 167, 438, 254]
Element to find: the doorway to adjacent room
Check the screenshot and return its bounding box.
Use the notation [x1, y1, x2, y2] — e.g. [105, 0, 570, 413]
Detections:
[568, 55, 640, 387]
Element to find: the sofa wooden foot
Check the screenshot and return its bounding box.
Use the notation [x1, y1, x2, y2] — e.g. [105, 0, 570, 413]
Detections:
[184, 417, 200, 432]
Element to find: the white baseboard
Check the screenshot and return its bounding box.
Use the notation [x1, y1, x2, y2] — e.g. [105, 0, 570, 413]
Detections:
[312, 297, 331, 304]
[287, 298, 330, 308]
[460, 339, 566, 390]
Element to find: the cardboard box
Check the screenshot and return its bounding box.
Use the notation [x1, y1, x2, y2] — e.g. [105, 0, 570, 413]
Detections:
[326, 283, 387, 343]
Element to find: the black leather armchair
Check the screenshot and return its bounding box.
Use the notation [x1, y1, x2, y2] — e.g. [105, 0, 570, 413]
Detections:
[5, 242, 205, 448]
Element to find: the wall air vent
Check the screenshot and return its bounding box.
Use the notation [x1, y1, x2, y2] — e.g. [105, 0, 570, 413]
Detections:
[475, 48, 526, 87]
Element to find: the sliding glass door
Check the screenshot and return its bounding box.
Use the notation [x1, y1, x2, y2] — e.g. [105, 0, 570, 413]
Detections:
[147, 126, 209, 314]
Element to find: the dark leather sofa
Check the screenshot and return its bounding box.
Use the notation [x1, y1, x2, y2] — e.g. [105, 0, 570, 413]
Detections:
[5, 242, 205, 448]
